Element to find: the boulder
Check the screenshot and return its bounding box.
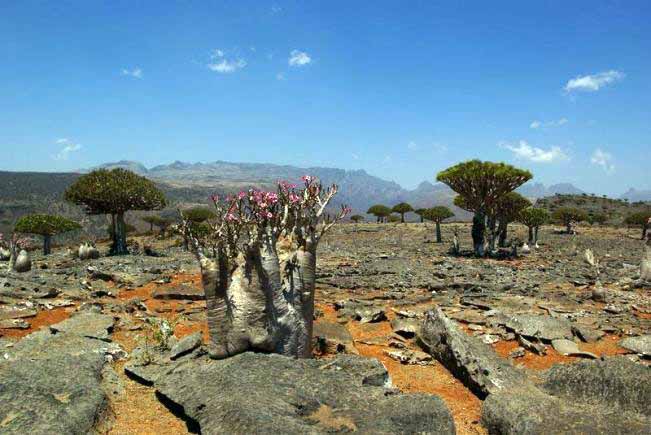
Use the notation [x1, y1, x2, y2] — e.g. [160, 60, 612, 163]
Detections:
[420, 308, 530, 398]
[0, 315, 121, 434]
[170, 332, 203, 360]
[390, 317, 420, 338]
[312, 321, 358, 354]
[502, 314, 573, 342]
[482, 357, 651, 434]
[619, 335, 651, 357]
[13, 250, 31, 273]
[152, 283, 204, 301]
[49, 312, 115, 341]
[152, 352, 456, 434]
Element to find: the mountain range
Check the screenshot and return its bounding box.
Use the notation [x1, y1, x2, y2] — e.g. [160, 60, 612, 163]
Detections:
[89, 160, 600, 217]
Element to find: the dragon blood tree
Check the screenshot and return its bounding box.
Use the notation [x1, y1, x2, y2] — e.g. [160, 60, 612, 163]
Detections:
[65, 169, 166, 255]
[14, 214, 81, 255]
[180, 176, 349, 359]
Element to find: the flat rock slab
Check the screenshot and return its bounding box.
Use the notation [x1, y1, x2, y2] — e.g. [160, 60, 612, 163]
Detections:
[619, 335, 651, 357]
[151, 352, 456, 434]
[152, 284, 204, 300]
[0, 314, 119, 434]
[49, 312, 115, 341]
[482, 357, 651, 434]
[503, 314, 573, 341]
[0, 308, 37, 321]
[420, 308, 530, 398]
[313, 321, 358, 354]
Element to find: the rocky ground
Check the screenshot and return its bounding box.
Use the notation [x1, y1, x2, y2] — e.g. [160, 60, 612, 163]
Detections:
[1, 223, 650, 434]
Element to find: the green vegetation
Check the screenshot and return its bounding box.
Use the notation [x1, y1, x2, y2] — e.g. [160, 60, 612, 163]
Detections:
[495, 192, 531, 247]
[518, 207, 550, 244]
[437, 160, 532, 255]
[414, 208, 426, 223]
[367, 204, 392, 223]
[349, 214, 365, 223]
[387, 215, 401, 223]
[181, 207, 216, 223]
[624, 211, 651, 239]
[142, 215, 174, 234]
[14, 214, 81, 255]
[64, 168, 166, 255]
[552, 207, 588, 233]
[422, 206, 454, 243]
[391, 202, 414, 223]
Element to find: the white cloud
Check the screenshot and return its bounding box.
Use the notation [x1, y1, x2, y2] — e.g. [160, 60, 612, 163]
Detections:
[501, 140, 568, 163]
[121, 68, 142, 79]
[407, 141, 418, 151]
[208, 58, 247, 73]
[289, 50, 312, 67]
[564, 70, 624, 93]
[351, 153, 360, 160]
[207, 49, 246, 74]
[590, 148, 615, 174]
[530, 118, 568, 129]
[53, 138, 82, 161]
[276, 72, 286, 81]
[271, 4, 282, 14]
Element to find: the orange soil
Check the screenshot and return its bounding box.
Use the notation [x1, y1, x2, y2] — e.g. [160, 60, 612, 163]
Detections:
[318, 303, 486, 435]
[493, 334, 627, 371]
[0, 306, 74, 339]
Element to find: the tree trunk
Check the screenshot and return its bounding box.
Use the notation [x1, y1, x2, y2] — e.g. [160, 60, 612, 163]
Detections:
[534, 226, 539, 244]
[528, 226, 534, 244]
[565, 221, 572, 234]
[487, 215, 497, 253]
[435, 221, 442, 243]
[400, 213, 405, 223]
[110, 212, 129, 255]
[149, 222, 154, 232]
[497, 221, 508, 248]
[420, 216, 424, 223]
[197, 235, 319, 360]
[43, 235, 52, 256]
[471, 211, 486, 256]
[376, 216, 380, 223]
[642, 224, 647, 240]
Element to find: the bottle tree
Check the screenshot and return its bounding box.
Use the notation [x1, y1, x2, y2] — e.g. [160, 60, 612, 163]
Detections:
[65, 168, 166, 255]
[422, 206, 454, 243]
[142, 215, 173, 234]
[179, 207, 216, 249]
[392, 202, 414, 223]
[14, 214, 81, 255]
[517, 207, 550, 244]
[438, 160, 532, 256]
[414, 208, 426, 223]
[624, 211, 651, 240]
[367, 204, 392, 223]
[180, 177, 349, 359]
[552, 207, 588, 234]
[349, 214, 365, 223]
[495, 192, 531, 247]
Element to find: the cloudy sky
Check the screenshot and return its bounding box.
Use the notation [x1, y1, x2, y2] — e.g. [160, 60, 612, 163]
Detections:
[1, 1, 649, 195]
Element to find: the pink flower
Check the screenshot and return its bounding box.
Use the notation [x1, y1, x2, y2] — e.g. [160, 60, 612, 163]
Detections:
[238, 191, 247, 199]
[301, 175, 314, 183]
[288, 193, 300, 204]
[225, 213, 238, 222]
[210, 194, 219, 203]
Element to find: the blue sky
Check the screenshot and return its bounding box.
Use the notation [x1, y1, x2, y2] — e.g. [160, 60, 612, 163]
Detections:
[1, 1, 650, 195]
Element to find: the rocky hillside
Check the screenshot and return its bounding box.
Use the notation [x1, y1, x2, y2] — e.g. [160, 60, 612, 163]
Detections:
[536, 193, 651, 224]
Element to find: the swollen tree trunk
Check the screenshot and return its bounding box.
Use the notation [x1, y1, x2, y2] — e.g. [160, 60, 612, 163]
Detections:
[196, 235, 319, 360]
[487, 215, 497, 253]
[435, 221, 442, 243]
[471, 211, 486, 256]
[534, 226, 539, 244]
[110, 212, 129, 255]
[43, 235, 52, 256]
[528, 226, 534, 244]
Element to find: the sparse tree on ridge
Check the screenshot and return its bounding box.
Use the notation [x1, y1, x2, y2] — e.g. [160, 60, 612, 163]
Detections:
[14, 214, 81, 255]
[392, 202, 414, 223]
[624, 211, 651, 239]
[517, 207, 549, 245]
[367, 205, 392, 223]
[65, 168, 166, 255]
[414, 208, 426, 223]
[552, 207, 588, 234]
[439, 160, 531, 255]
[422, 206, 454, 243]
[350, 214, 365, 223]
